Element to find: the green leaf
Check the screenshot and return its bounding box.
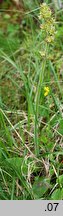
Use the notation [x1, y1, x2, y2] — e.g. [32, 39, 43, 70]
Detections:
[58, 119, 63, 135]
[57, 175, 63, 187]
[51, 188, 63, 200]
[32, 177, 50, 199]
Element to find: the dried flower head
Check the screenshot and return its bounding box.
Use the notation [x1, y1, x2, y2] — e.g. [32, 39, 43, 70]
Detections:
[39, 3, 51, 20]
[39, 3, 56, 45]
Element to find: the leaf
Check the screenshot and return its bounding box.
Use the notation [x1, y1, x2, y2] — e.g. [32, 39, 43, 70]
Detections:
[6, 157, 23, 174]
[51, 188, 63, 200]
[58, 119, 63, 135]
[57, 175, 63, 187]
[32, 177, 50, 199]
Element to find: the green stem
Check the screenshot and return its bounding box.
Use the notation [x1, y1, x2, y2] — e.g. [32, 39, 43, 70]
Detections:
[34, 60, 46, 156]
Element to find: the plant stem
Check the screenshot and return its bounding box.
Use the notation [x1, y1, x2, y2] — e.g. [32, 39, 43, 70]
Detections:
[34, 60, 46, 156]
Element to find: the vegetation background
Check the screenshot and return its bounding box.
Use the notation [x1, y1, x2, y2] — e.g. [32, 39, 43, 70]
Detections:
[0, 0, 63, 200]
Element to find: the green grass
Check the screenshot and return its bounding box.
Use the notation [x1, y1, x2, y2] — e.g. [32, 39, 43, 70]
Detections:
[0, 0, 63, 200]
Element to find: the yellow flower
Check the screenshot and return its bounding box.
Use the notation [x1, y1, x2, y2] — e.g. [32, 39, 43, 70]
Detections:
[44, 86, 50, 96]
